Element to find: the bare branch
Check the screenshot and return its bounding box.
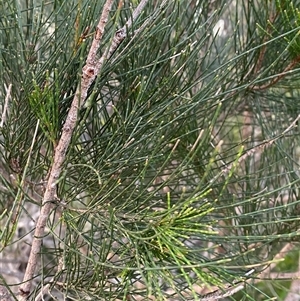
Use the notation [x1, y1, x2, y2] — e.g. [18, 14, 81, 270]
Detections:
[95, 0, 154, 75]
[18, 0, 115, 298]
[126, 0, 150, 29]
[18, 0, 152, 299]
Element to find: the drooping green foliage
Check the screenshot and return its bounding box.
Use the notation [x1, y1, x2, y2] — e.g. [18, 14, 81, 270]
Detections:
[1, 1, 300, 300]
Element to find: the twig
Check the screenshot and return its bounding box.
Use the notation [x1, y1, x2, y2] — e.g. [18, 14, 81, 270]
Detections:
[111, 0, 168, 65]
[0, 84, 12, 127]
[94, 0, 153, 76]
[199, 269, 255, 301]
[198, 242, 297, 301]
[219, 113, 300, 176]
[18, 0, 151, 299]
[10, 119, 40, 228]
[258, 243, 296, 280]
[199, 283, 245, 301]
[245, 3, 300, 91]
[34, 257, 65, 301]
[251, 55, 300, 91]
[18, 0, 114, 298]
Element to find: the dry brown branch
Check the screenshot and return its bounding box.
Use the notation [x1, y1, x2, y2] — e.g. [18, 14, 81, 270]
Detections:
[245, 3, 300, 91]
[242, 3, 279, 82]
[18, 0, 153, 299]
[18, 1, 121, 299]
[251, 55, 300, 91]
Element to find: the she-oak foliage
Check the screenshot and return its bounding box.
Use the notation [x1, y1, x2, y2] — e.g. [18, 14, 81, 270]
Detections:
[0, 0, 300, 300]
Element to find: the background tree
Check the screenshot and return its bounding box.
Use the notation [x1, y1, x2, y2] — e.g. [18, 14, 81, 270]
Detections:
[1, 0, 300, 300]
